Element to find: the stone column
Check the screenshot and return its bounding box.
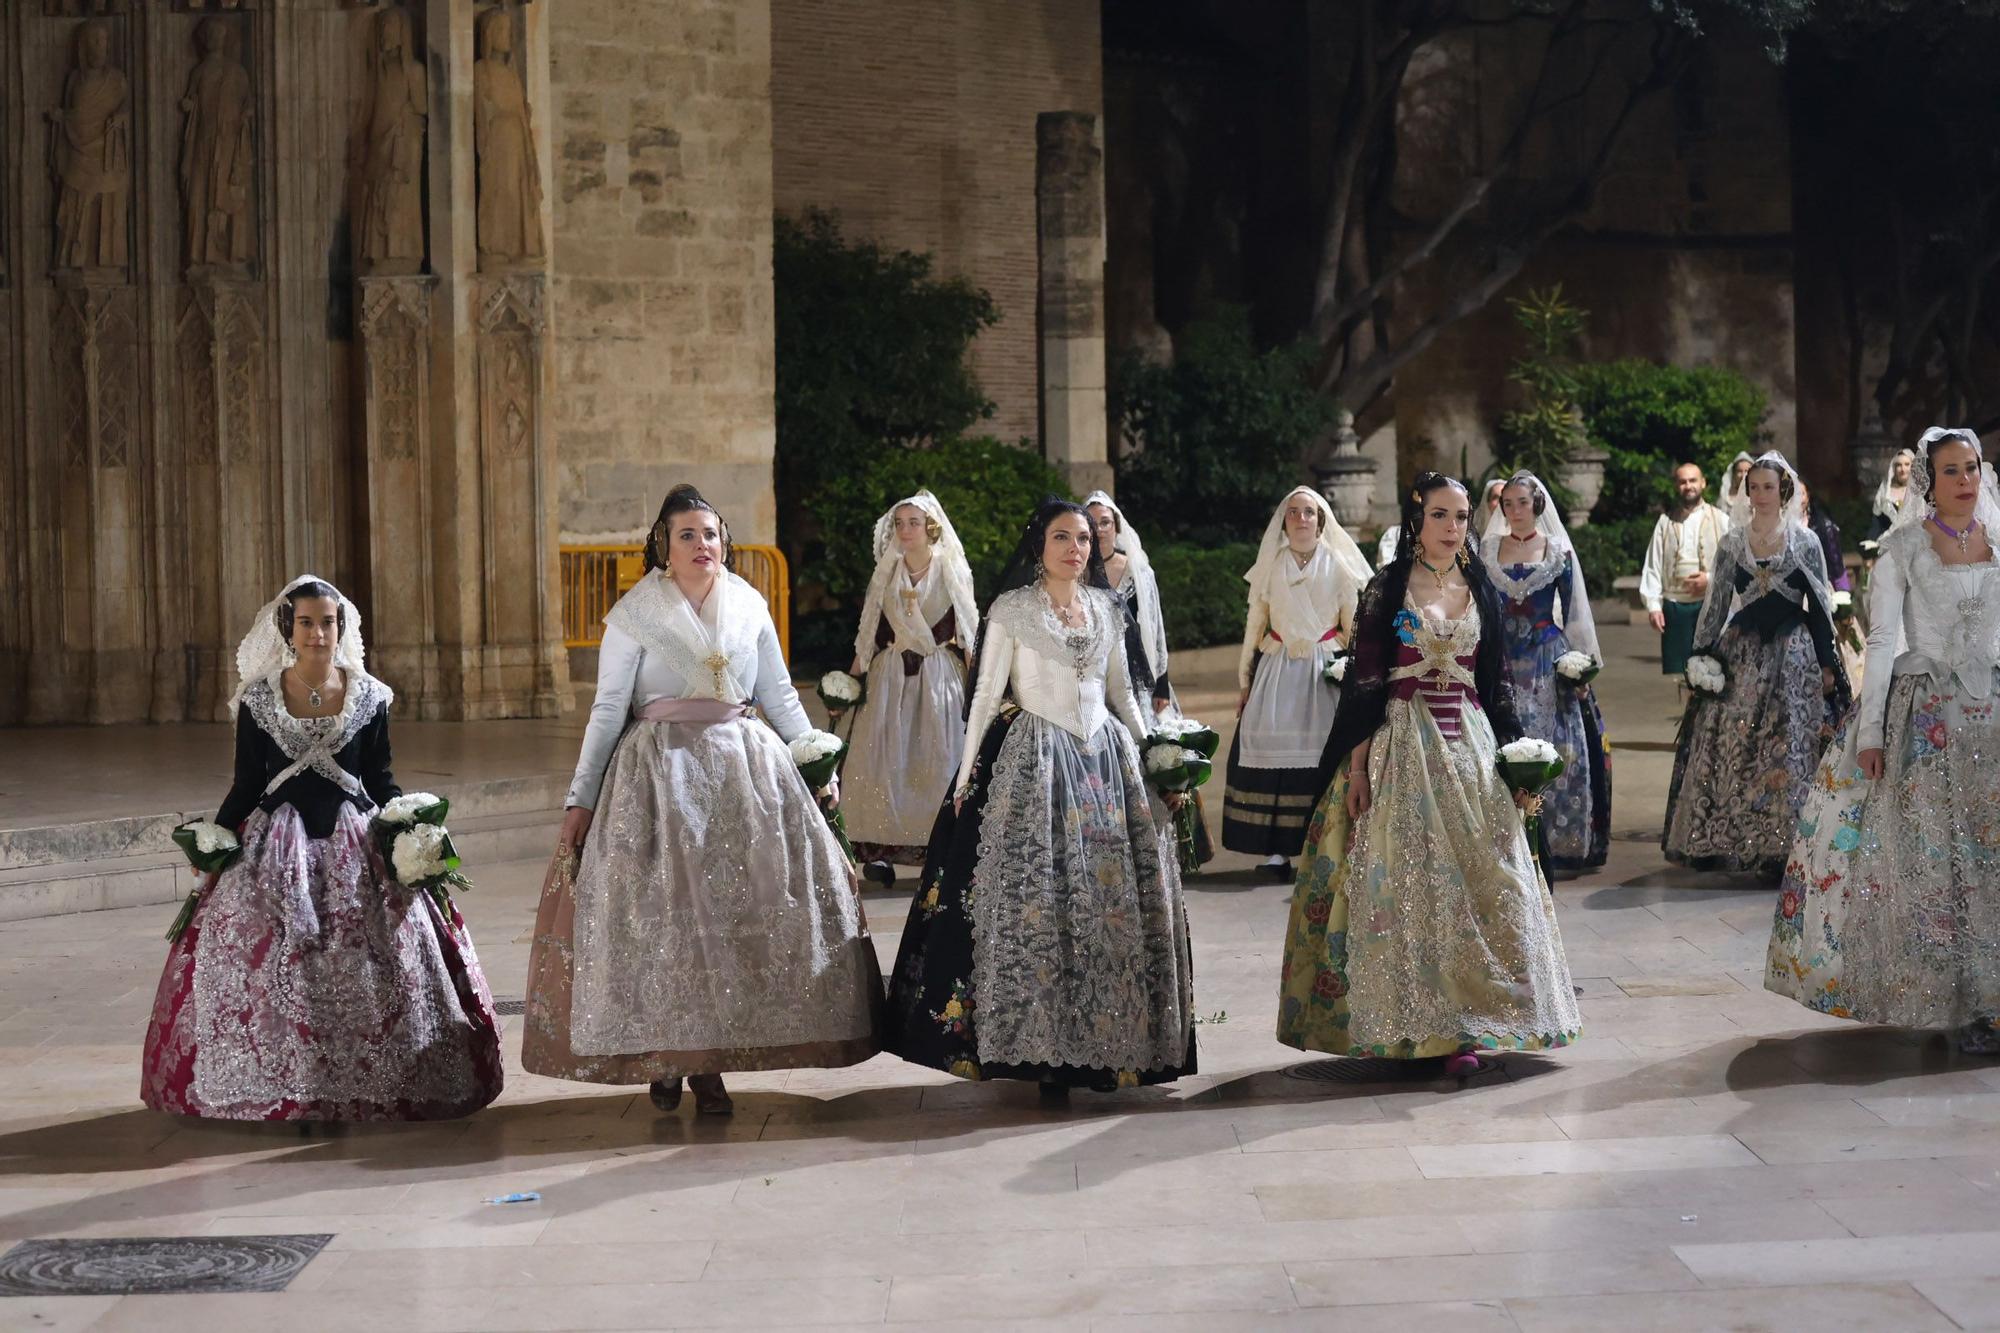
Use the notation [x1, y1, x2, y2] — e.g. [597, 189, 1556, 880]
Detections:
[355, 273, 441, 708]
[1035, 111, 1112, 498]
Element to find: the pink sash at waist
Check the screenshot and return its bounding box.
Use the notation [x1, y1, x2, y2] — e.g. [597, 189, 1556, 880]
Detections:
[634, 698, 754, 724]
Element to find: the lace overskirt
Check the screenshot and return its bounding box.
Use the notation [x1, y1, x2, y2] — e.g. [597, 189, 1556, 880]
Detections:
[1276, 698, 1582, 1058]
[139, 805, 503, 1121]
[1663, 621, 1839, 873]
[1767, 668, 2000, 1027]
[541, 715, 881, 1071]
[842, 648, 966, 852]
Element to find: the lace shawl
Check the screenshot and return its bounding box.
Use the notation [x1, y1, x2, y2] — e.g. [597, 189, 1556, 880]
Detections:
[604, 569, 765, 703]
[239, 672, 394, 800]
[985, 585, 1119, 682]
[1692, 524, 1835, 654]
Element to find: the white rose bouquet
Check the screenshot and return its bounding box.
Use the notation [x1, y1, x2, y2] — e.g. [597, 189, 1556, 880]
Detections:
[1322, 651, 1351, 685]
[1685, 653, 1728, 697]
[818, 670, 865, 718]
[790, 729, 855, 863]
[1554, 651, 1599, 688]
[1497, 737, 1567, 845]
[371, 791, 472, 911]
[1830, 589, 1863, 656]
[1150, 714, 1221, 762]
[1143, 736, 1213, 875]
[165, 819, 242, 941]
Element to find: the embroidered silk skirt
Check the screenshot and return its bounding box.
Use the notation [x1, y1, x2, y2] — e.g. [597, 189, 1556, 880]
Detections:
[140, 804, 504, 1121]
[1767, 667, 2000, 1027]
[1276, 699, 1582, 1059]
[522, 713, 881, 1082]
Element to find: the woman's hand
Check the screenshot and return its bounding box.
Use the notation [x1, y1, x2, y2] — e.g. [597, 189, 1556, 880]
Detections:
[848, 658, 864, 678]
[1236, 686, 1251, 718]
[1821, 667, 1836, 696]
[559, 805, 593, 851]
[818, 773, 842, 810]
[1345, 767, 1372, 821]
[1513, 788, 1539, 813]
[1859, 747, 1885, 781]
[1163, 791, 1190, 812]
[953, 794, 965, 817]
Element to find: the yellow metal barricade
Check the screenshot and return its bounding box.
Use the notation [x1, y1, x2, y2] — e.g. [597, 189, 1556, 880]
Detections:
[559, 543, 790, 658]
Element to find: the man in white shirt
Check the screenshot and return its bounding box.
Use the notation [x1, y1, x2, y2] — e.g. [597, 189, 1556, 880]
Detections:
[1639, 461, 1730, 677]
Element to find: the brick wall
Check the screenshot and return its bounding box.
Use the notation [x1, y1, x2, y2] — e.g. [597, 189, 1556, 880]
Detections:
[770, 0, 1102, 446]
[548, 0, 779, 542]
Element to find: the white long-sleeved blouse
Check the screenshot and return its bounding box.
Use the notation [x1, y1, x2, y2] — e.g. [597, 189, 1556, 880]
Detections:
[565, 572, 810, 810]
[956, 585, 1150, 791]
[1855, 524, 2000, 752]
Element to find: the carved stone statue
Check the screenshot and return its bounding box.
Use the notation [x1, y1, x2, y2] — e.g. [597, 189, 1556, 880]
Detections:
[47, 19, 129, 275]
[474, 8, 544, 267]
[179, 17, 255, 273]
[354, 7, 427, 276]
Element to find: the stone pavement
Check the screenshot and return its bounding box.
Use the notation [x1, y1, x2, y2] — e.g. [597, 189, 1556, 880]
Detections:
[1, 618, 1997, 1331]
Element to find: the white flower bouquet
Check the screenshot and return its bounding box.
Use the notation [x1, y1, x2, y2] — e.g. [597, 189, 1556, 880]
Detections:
[165, 820, 243, 941]
[1554, 651, 1600, 688]
[1829, 589, 1863, 654]
[818, 670, 865, 717]
[1144, 736, 1213, 875]
[1830, 589, 1855, 618]
[1497, 737, 1567, 843]
[1858, 538, 1881, 559]
[1322, 651, 1351, 685]
[371, 791, 471, 910]
[1685, 653, 1728, 697]
[790, 729, 854, 863]
[1150, 714, 1221, 761]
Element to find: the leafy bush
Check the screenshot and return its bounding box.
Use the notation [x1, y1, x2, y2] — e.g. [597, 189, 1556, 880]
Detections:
[774, 208, 1000, 567]
[1111, 306, 1334, 547]
[1148, 542, 1260, 650]
[1565, 516, 1658, 594]
[1494, 286, 1588, 511]
[1572, 360, 1770, 523]
[805, 433, 1074, 609]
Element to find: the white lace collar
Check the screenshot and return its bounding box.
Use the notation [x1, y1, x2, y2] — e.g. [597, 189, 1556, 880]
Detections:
[989, 584, 1117, 678]
[239, 672, 391, 799]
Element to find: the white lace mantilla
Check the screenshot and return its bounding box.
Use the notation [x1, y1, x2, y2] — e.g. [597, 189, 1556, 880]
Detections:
[986, 585, 1118, 680]
[240, 673, 392, 801]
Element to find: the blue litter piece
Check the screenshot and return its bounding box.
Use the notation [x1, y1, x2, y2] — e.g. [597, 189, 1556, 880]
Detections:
[483, 1191, 542, 1205]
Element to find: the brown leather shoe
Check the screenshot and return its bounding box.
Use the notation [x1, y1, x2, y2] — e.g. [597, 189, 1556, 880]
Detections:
[689, 1073, 734, 1115]
[648, 1077, 683, 1112]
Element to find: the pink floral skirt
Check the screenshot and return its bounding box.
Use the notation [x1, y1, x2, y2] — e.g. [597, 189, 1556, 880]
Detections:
[139, 804, 503, 1121]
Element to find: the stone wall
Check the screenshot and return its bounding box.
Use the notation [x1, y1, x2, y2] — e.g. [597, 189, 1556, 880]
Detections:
[548, 0, 777, 543]
[769, 0, 1102, 447]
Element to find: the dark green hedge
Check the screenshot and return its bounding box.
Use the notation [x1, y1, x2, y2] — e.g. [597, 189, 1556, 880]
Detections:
[1566, 516, 1657, 595]
[1149, 541, 1259, 650]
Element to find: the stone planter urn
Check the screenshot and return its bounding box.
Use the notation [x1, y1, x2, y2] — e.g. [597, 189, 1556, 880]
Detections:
[1313, 411, 1380, 530]
[1848, 409, 1901, 493]
[1555, 445, 1608, 528]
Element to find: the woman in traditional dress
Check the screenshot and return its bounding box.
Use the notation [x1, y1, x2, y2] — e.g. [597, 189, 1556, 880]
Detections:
[141, 577, 503, 1120]
[883, 498, 1194, 1095]
[1723, 450, 1757, 527]
[1481, 471, 1612, 874]
[526, 486, 879, 1116]
[842, 490, 978, 880]
[1223, 486, 1372, 876]
[1276, 473, 1581, 1073]
[1084, 491, 1215, 868]
[1768, 428, 2000, 1054]
[1867, 448, 1917, 542]
[1663, 452, 1850, 877]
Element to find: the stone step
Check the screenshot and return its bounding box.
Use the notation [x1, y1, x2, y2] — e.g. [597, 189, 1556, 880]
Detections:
[0, 805, 564, 924]
[0, 772, 572, 872]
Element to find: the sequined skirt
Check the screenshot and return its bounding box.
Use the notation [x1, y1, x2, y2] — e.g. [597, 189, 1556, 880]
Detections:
[139, 804, 504, 1121]
[1663, 621, 1839, 874]
[1767, 668, 2000, 1027]
[1276, 698, 1582, 1059]
[522, 715, 881, 1082]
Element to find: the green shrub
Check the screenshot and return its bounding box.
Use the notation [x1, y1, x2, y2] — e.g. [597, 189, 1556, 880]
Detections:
[1565, 515, 1658, 596]
[1572, 360, 1770, 523]
[1112, 306, 1334, 546]
[1148, 541, 1260, 650]
[804, 434, 1074, 610]
[774, 208, 1000, 572]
